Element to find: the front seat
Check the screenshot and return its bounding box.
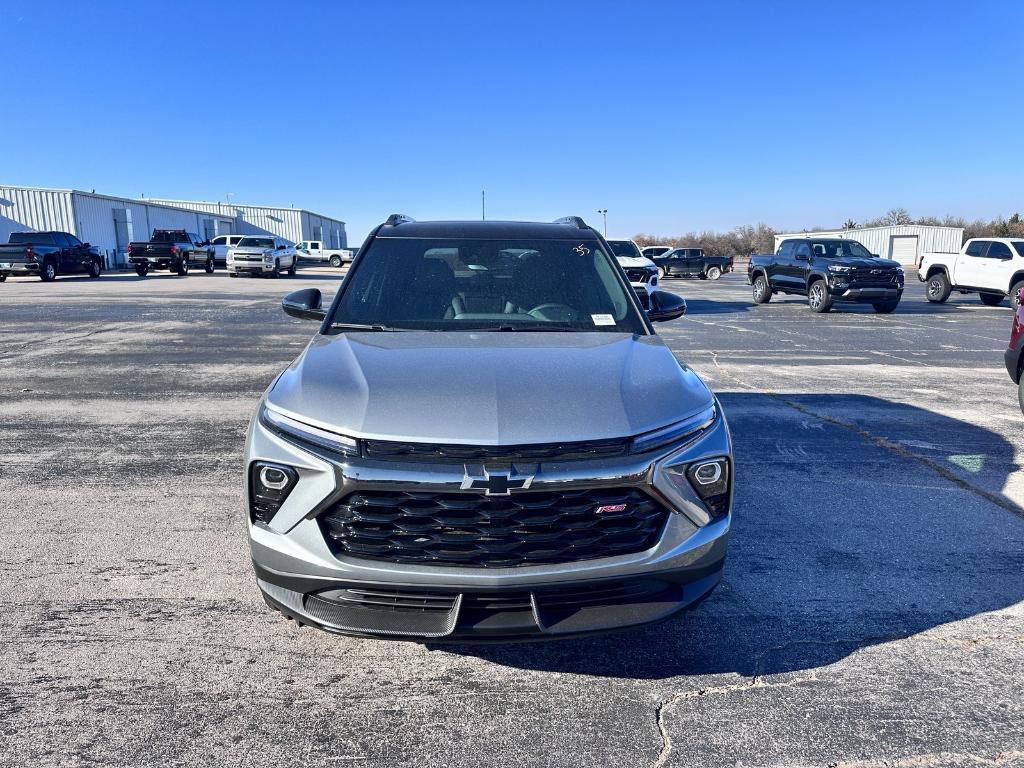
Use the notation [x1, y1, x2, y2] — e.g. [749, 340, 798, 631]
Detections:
[401, 260, 457, 321]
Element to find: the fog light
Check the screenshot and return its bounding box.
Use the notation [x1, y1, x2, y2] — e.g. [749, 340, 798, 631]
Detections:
[692, 461, 722, 485]
[250, 461, 299, 524]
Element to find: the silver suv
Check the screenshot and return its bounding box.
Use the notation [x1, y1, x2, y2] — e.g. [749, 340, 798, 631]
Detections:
[245, 215, 732, 641]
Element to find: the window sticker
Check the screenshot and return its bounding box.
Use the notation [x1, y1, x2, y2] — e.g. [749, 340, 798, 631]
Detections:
[591, 314, 615, 326]
[573, 243, 591, 255]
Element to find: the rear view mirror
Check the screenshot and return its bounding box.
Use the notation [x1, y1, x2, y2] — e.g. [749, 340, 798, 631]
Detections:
[647, 290, 687, 322]
[282, 288, 325, 321]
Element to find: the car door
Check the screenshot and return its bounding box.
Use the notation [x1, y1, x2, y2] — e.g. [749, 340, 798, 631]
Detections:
[768, 240, 797, 290]
[65, 233, 88, 271]
[985, 241, 1015, 293]
[51, 232, 74, 272]
[955, 240, 989, 288]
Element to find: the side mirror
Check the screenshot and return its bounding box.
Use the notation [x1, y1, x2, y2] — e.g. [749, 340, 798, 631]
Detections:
[872, 253, 880, 258]
[646, 290, 687, 322]
[282, 288, 325, 321]
[277, 244, 286, 250]
[795, 252, 809, 261]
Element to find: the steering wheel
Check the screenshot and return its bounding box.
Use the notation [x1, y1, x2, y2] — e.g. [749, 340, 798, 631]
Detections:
[527, 303, 577, 322]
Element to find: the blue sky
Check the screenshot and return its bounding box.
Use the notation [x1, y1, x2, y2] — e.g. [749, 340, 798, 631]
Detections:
[0, 0, 1021, 244]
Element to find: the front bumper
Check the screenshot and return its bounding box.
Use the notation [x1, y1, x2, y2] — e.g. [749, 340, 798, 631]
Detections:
[0, 261, 39, 275]
[245, 403, 732, 641]
[228, 261, 274, 274]
[830, 285, 903, 303]
[1005, 342, 1023, 383]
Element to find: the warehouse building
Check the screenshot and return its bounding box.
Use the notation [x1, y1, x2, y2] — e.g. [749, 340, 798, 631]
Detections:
[774, 224, 964, 265]
[147, 198, 347, 252]
[0, 185, 346, 267]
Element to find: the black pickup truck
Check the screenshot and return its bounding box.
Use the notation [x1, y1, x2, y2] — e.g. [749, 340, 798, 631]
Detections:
[747, 237, 904, 313]
[128, 230, 213, 276]
[653, 247, 733, 280]
[0, 231, 102, 282]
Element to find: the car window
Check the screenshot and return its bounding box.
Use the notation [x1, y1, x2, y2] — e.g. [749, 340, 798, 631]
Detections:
[9, 232, 57, 245]
[965, 240, 988, 257]
[213, 236, 226, 245]
[332, 237, 648, 334]
[988, 241, 1012, 259]
[606, 240, 643, 259]
[778, 241, 795, 258]
[795, 243, 812, 258]
[1012, 241, 1024, 259]
[230, 236, 243, 245]
[66, 234, 82, 247]
[238, 237, 275, 248]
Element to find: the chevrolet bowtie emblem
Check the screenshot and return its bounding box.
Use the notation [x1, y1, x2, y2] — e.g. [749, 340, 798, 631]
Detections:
[461, 467, 535, 496]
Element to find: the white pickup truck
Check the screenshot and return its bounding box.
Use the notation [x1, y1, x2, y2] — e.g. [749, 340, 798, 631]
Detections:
[919, 237, 1024, 309]
[294, 240, 353, 268]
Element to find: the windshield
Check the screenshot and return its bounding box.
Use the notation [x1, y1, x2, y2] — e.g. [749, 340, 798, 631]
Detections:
[606, 240, 643, 259]
[9, 232, 56, 245]
[811, 240, 873, 259]
[238, 237, 275, 248]
[330, 237, 648, 333]
[151, 231, 185, 242]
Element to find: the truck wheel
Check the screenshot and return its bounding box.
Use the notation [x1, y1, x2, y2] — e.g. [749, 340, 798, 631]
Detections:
[807, 279, 833, 313]
[979, 292, 1004, 307]
[270, 259, 280, 279]
[205, 257, 215, 274]
[0, 273, 6, 282]
[873, 300, 899, 314]
[1019, 376, 1024, 416]
[926, 272, 951, 303]
[287, 260, 297, 276]
[176, 260, 189, 276]
[135, 263, 149, 277]
[40, 261, 57, 282]
[1010, 281, 1024, 312]
[706, 266, 722, 280]
[329, 255, 342, 268]
[752, 274, 771, 304]
[88, 259, 102, 278]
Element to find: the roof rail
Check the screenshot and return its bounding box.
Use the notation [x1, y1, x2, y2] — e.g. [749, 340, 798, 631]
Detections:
[553, 216, 589, 229]
[384, 213, 416, 226]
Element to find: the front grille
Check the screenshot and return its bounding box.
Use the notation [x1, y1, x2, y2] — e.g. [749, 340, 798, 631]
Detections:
[320, 487, 669, 567]
[362, 437, 628, 463]
[850, 268, 900, 284]
[625, 268, 651, 283]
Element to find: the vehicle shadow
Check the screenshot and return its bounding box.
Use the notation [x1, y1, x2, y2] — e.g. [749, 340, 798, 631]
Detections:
[681, 299, 759, 315]
[439, 393, 1024, 679]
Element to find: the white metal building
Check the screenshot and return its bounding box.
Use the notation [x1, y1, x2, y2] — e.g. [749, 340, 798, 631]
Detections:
[774, 224, 964, 266]
[0, 185, 346, 267]
[147, 199, 347, 251]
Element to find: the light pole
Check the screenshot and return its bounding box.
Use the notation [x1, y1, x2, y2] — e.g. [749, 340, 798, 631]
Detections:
[597, 209, 608, 236]
[482, 190, 486, 221]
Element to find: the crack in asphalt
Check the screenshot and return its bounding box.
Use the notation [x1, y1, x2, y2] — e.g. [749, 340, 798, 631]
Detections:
[705, 351, 1024, 520]
[0, 327, 114, 358]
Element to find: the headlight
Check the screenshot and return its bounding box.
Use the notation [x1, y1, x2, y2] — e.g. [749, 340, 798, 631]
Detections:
[632, 405, 716, 454]
[658, 456, 732, 522]
[264, 252, 274, 262]
[249, 461, 298, 524]
[828, 264, 853, 273]
[259, 404, 358, 457]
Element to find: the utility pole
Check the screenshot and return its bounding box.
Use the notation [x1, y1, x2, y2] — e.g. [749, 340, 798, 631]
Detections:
[482, 190, 486, 221]
[597, 209, 608, 237]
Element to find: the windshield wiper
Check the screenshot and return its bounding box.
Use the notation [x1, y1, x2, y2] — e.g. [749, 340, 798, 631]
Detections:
[478, 324, 583, 332]
[331, 323, 401, 332]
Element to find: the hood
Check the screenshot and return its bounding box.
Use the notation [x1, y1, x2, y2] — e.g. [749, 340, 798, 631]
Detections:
[616, 256, 657, 269]
[824, 257, 901, 269]
[267, 332, 714, 445]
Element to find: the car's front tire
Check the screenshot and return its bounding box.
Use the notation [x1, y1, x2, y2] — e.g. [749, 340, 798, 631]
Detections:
[0, 273, 7, 282]
[205, 257, 215, 274]
[926, 272, 951, 303]
[1010, 280, 1024, 312]
[287, 259, 297, 276]
[752, 274, 771, 304]
[808, 279, 832, 313]
[87, 259, 101, 278]
[270, 259, 280, 279]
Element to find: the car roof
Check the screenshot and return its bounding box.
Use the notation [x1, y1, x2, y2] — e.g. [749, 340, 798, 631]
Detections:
[374, 220, 598, 240]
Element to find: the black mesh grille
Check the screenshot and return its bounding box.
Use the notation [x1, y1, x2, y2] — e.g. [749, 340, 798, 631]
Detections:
[850, 268, 900, 285]
[625, 268, 650, 283]
[362, 437, 628, 463]
[320, 488, 669, 567]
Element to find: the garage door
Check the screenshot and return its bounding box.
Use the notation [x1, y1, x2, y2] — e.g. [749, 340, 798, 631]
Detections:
[890, 235, 918, 265]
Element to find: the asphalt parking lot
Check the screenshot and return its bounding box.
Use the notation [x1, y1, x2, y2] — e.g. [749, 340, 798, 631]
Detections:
[2, 267, 1022, 767]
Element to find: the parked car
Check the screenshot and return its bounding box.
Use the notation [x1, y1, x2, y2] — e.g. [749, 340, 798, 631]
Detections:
[128, 230, 213, 277]
[605, 238, 660, 303]
[747, 237, 904, 313]
[919, 238, 1024, 310]
[245, 213, 724, 642]
[295, 240, 353, 268]
[0, 231, 102, 282]
[1006, 285, 1024, 414]
[641, 245, 673, 260]
[209, 234, 245, 267]
[227, 236, 297, 278]
[654, 248, 733, 280]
